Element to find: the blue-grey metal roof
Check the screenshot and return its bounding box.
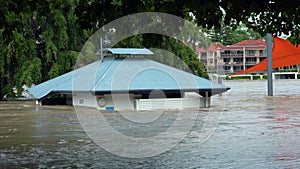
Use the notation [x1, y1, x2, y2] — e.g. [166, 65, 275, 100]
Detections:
[28, 58, 230, 99]
[106, 48, 154, 55]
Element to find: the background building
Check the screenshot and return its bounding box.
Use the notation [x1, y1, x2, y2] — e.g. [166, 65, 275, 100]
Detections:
[196, 44, 223, 73]
[219, 39, 267, 74]
[197, 39, 300, 77]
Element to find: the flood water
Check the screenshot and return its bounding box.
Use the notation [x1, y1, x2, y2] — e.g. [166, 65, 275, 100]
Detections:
[1, 80, 300, 168]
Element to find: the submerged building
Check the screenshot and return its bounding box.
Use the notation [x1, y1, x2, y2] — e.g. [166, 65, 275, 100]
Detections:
[28, 48, 230, 111]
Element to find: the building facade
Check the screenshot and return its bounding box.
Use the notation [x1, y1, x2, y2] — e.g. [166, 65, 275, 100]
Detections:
[196, 44, 223, 73]
[220, 39, 267, 74]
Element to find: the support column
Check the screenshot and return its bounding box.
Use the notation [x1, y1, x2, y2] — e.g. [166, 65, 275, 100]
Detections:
[135, 99, 140, 110]
[36, 100, 42, 105]
[100, 38, 103, 60]
[204, 92, 210, 108]
[218, 76, 223, 96]
[267, 33, 273, 96]
[243, 46, 246, 70]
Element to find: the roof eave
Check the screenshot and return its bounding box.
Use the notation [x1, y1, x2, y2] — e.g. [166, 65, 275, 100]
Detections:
[92, 88, 230, 97]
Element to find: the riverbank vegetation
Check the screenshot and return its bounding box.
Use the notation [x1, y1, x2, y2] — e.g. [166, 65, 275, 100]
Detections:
[0, 0, 299, 99]
[225, 75, 267, 80]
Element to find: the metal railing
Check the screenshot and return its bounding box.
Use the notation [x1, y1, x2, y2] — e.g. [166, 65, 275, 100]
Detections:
[220, 54, 243, 58]
[223, 62, 243, 65]
[245, 61, 257, 65]
[221, 69, 243, 74]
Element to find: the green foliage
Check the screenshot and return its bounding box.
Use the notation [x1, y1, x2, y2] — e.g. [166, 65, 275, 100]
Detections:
[48, 51, 78, 79]
[225, 75, 267, 80]
[252, 75, 266, 80]
[76, 41, 97, 68]
[16, 58, 42, 88]
[287, 35, 300, 47]
[274, 68, 298, 73]
[119, 35, 209, 79]
[206, 24, 263, 45]
[225, 76, 251, 80]
[0, 0, 82, 98]
[115, 35, 144, 48]
[166, 38, 209, 79]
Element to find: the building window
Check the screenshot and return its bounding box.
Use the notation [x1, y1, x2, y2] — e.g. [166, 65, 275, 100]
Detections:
[233, 58, 243, 64]
[237, 50, 243, 54]
[246, 58, 256, 64]
[223, 58, 230, 63]
[230, 50, 237, 55]
[233, 66, 243, 72]
[246, 65, 254, 69]
[259, 57, 265, 61]
[260, 50, 266, 56]
[79, 99, 84, 104]
[201, 59, 207, 64]
[246, 50, 255, 56]
[224, 66, 231, 70]
[223, 50, 230, 54]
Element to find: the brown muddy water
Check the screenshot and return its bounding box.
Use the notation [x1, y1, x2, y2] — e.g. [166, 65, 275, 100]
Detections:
[1, 80, 300, 168]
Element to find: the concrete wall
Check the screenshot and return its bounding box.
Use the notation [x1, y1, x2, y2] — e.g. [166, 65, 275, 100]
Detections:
[73, 92, 98, 108]
[73, 93, 136, 110]
[97, 93, 136, 110]
[73, 92, 209, 111]
[135, 97, 208, 110]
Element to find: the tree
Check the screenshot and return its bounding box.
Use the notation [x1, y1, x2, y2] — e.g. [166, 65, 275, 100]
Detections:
[115, 35, 209, 79]
[74, 0, 299, 44]
[0, 0, 81, 98]
[206, 24, 262, 45]
[218, 1, 299, 44]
